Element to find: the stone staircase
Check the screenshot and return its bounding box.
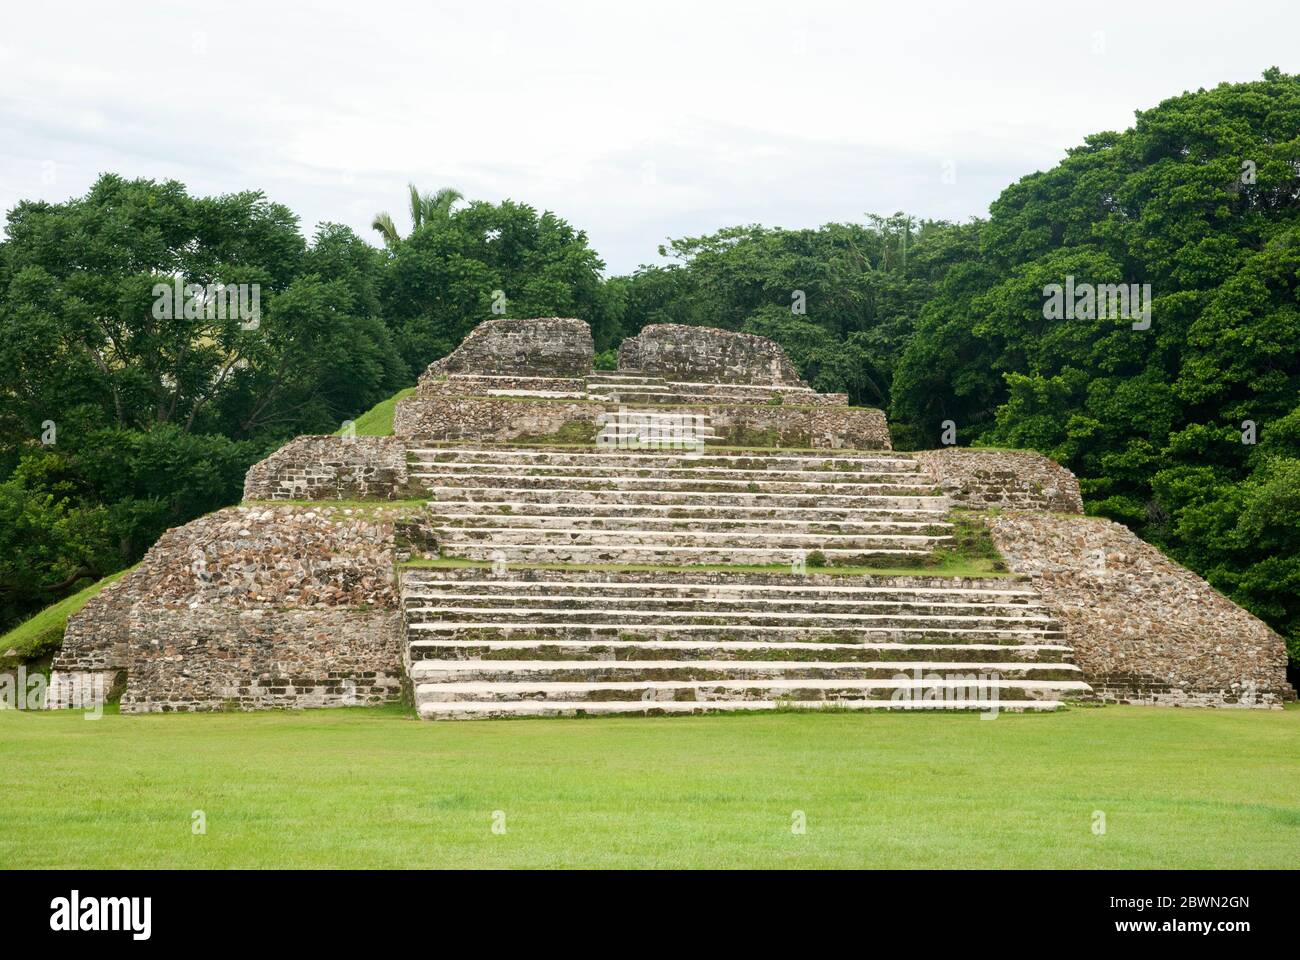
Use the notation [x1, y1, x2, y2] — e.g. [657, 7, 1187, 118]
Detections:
[408, 446, 950, 565]
[399, 443, 1094, 717]
[401, 568, 1088, 717]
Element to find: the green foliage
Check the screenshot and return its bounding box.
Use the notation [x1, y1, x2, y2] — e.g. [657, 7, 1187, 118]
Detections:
[0, 175, 402, 631]
[887, 70, 1300, 662]
[377, 198, 621, 377]
[612, 216, 969, 407]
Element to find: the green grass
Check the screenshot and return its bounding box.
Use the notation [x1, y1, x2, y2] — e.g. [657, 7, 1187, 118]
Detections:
[0, 566, 137, 668]
[1, 705, 1296, 868]
[337, 387, 415, 437]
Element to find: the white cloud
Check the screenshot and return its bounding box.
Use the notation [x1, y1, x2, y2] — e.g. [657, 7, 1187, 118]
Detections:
[0, 0, 1296, 272]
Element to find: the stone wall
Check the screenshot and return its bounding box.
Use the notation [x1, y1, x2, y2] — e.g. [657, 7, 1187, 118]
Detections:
[912, 448, 1084, 513]
[122, 607, 402, 712]
[243, 435, 412, 501]
[423, 317, 593, 379]
[49, 505, 407, 712]
[618, 324, 808, 386]
[704, 403, 891, 450]
[395, 394, 890, 449]
[985, 512, 1294, 707]
[419, 374, 588, 396]
[656, 381, 848, 406]
[394, 394, 605, 442]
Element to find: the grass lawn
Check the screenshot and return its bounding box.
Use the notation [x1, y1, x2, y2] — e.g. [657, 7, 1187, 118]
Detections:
[1, 704, 1297, 868]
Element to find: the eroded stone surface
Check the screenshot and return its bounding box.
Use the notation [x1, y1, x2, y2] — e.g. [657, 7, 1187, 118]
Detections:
[422, 317, 593, 379]
[243, 435, 412, 501]
[49, 505, 405, 712]
[913, 448, 1084, 514]
[985, 512, 1293, 707]
[618, 324, 807, 386]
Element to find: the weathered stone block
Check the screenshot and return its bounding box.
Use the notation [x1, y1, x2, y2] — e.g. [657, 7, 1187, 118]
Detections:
[243, 435, 413, 501]
[912, 448, 1083, 513]
[618, 324, 807, 386]
[422, 317, 593, 379]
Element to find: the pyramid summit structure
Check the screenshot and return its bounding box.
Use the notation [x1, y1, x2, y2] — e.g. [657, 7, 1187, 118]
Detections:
[48, 319, 1294, 715]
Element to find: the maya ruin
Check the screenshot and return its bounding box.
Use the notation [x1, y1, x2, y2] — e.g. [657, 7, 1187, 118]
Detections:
[46, 318, 1295, 718]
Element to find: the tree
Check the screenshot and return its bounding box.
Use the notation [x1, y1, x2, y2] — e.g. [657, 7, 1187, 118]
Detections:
[371, 184, 463, 249]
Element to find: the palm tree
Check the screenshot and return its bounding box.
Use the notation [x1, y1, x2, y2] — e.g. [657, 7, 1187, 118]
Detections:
[371, 184, 463, 249]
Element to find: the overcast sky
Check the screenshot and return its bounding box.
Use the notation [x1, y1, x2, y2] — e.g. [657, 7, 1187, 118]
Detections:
[1, 0, 1296, 274]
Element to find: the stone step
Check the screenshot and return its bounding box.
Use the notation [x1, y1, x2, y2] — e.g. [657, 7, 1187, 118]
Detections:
[401, 592, 1042, 617]
[436, 543, 934, 564]
[484, 389, 588, 399]
[415, 698, 1065, 718]
[398, 573, 1040, 601]
[432, 526, 953, 550]
[425, 501, 947, 522]
[415, 472, 936, 496]
[411, 461, 933, 485]
[424, 486, 947, 510]
[585, 373, 667, 385]
[404, 605, 1055, 629]
[407, 447, 922, 472]
[414, 677, 1090, 704]
[426, 513, 952, 535]
[594, 390, 803, 405]
[405, 622, 1064, 643]
[409, 660, 1084, 683]
[405, 639, 1076, 663]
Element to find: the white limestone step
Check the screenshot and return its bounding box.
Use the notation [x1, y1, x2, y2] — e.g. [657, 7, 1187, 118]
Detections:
[407, 448, 922, 471]
[426, 513, 952, 534]
[484, 389, 587, 399]
[425, 501, 948, 522]
[439, 544, 934, 564]
[417, 473, 934, 495]
[400, 587, 1029, 608]
[398, 577, 1040, 600]
[413, 462, 932, 484]
[405, 638, 1076, 658]
[434, 527, 953, 548]
[406, 622, 1062, 640]
[416, 699, 1065, 717]
[415, 677, 1092, 701]
[404, 604, 1054, 625]
[424, 486, 948, 509]
[409, 659, 1084, 677]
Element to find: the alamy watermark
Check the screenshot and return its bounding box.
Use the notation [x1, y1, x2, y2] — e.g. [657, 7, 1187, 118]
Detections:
[597, 406, 707, 451]
[1043, 275, 1150, 330]
[152, 279, 261, 330]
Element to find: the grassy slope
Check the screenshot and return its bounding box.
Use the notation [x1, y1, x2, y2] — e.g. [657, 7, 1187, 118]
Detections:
[0, 567, 136, 667]
[337, 387, 414, 437]
[1, 705, 1297, 868]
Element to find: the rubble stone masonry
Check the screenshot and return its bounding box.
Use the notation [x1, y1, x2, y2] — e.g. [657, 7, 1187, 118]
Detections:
[423, 317, 593, 379]
[986, 512, 1293, 707]
[49, 505, 405, 712]
[618, 324, 808, 386]
[242, 435, 412, 501]
[912, 448, 1084, 513]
